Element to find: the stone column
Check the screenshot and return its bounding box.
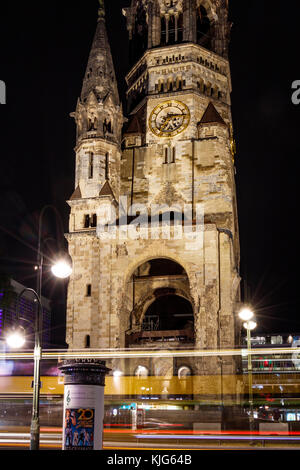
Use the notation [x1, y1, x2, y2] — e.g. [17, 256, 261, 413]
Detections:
[165, 15, 169, 44]
[59, 359, 110, 450]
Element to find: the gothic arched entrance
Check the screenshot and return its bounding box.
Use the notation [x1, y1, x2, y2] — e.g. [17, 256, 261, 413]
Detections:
[125, 258, 195, 346]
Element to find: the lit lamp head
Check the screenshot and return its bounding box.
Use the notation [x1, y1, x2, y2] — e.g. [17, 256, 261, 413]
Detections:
[6, 326, 26, 349]
[238, 307, 257, 331]
[51, 254, 72, 279]
[238, 307, 254, 322]
[243, 320, 257, 331]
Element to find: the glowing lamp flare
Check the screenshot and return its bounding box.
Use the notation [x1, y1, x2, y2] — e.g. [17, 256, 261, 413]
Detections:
[6, 330, 26, 349]
[51, 260, 72, 279]
[238, 308, 254, 322]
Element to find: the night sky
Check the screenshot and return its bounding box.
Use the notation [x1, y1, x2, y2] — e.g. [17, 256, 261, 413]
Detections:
[0, 1, 299, 346]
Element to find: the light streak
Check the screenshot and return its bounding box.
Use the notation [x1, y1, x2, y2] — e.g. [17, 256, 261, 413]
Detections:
[134, 434, 300, 441]
[0, 347, 298, 361]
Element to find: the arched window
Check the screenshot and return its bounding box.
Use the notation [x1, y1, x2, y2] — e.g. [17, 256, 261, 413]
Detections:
[197, 5, 211, 49]
[105, 153, 109, 180]
[88, 115, 97, 132]
[84, 214, 90, 228]
[103, 118, 113, 135]
[169, 15, 176, 44]
[91, 214, 97, 228]
[158, 79, 164, 93]
[85, 335, 91, 348]
[172, 147, 176, 163]
[135, 365, 149, 377]
[178, 366, 192, 379]
[197, 79, 204, 93]
[131, 1, 148, 62]
[161, 13, 183, 45]
[88, 152, 94, 179]
[177, 13, 183, 42]
[164, 147, 169, 164]
[163, 147, 175, 164]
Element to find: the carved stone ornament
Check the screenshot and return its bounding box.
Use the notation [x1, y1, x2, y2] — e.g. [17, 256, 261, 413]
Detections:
[159, 0, 183, 15]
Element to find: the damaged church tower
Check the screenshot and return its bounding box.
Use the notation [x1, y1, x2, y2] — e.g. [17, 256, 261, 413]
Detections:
[66, 0, 241, 378]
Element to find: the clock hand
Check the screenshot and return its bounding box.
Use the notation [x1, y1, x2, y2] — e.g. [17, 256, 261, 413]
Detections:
[160, 114, 186, 132]
[165, 113, 185, 119]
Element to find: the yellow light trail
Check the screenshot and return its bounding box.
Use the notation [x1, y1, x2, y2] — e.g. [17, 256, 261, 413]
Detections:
[0, 347, 298, 361]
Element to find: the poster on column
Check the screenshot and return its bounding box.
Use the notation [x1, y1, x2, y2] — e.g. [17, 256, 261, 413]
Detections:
[64, 408, 95, 450]
[63, 385, 104, 450]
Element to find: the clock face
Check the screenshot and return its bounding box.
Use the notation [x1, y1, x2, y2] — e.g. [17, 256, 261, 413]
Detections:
[149, 100, 190, 137]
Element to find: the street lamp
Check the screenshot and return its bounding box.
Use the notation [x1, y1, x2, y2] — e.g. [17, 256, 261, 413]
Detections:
[6, 325, 26, 349]
[239, 307, 257, 438]
[5, 288, 43, 450]
[32, 205, 72, 450]
[36, 205, 72, 300]
[51, 257, 73, 279]
[6, 205, 72, 451]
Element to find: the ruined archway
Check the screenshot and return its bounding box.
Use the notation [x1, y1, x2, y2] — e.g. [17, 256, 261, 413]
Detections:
[125, 258, 195, 347]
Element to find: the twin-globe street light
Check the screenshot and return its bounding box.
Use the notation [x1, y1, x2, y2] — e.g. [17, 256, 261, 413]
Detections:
[238, 307, 257, 437]
[5, 205, 72, 451]
[6, 259, 71, 350]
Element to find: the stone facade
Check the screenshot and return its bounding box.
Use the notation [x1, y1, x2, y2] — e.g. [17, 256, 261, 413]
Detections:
[65, 0, 241, 377]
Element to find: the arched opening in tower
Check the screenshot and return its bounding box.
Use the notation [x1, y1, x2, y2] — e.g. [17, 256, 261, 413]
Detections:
[160, 13, 184, 46]
[143, 293, 194, 332]
[130, 1, 148, 64]
[196, 5, 212, 50]
[126, 258, 195, 346]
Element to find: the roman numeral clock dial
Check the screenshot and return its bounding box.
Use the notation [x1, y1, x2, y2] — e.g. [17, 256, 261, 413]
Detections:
[149, 100, 190, 138]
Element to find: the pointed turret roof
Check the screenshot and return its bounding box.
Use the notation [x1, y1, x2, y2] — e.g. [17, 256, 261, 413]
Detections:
[70, 185, 82, 200]
[124, 114, 142, 135]
[81, 1, 120, 106]
[99, 180, 116, 199]
[198, 102, 226, 126]
[123, 103, 146, 135]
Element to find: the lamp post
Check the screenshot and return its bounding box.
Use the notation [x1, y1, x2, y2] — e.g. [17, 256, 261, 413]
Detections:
[238, 307, 257, 439]
[6, 205, 72, 450]
[36, 205, 72, 301]
[32, 205, 72, 449]
[6, 288, 43, 450]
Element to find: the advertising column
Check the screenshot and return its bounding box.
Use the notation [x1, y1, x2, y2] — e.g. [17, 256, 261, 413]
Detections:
[59, 359, 110, 451]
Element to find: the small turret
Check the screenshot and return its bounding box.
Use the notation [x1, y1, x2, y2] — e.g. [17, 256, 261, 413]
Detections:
[72, 0, 122, 146]
[69, 0, 123, 202]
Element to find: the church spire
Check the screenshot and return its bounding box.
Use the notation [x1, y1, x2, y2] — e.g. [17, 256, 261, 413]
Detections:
[80, 0, 119, 106]
[70, 1, 123, 203]
[98, 0, 105, 19]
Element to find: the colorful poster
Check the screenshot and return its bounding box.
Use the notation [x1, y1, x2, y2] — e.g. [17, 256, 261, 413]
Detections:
[62, 384, 104, 450]
[64, 408, 95, 450]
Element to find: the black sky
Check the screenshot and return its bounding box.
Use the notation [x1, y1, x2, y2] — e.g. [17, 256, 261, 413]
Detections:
[0, 1, 299, 345]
